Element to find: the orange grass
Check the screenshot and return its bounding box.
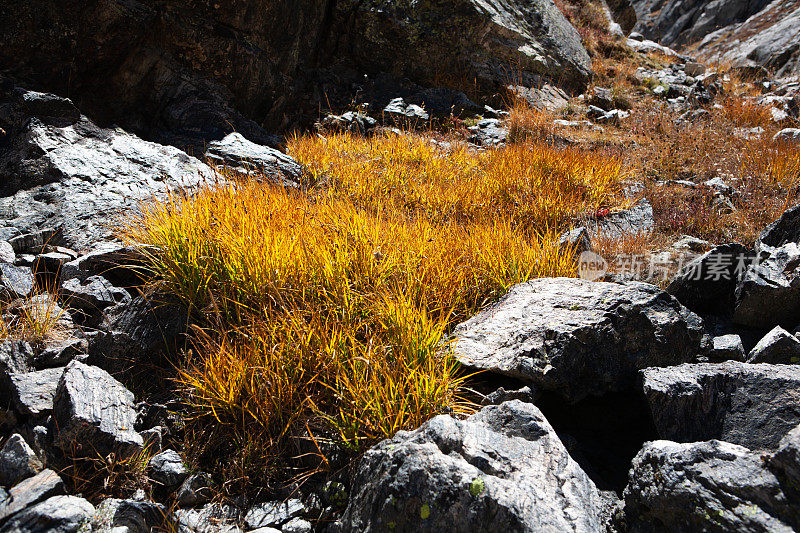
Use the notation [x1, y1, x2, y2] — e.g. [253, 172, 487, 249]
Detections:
[124, 133, 627, 482]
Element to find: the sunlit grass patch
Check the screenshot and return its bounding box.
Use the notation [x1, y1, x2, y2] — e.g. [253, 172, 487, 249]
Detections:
[124, 133, 628, 484]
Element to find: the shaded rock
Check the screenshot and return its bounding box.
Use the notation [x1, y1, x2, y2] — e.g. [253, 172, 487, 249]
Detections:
[0, 263, 34, 299]
[622, 438, 800, 532]
[0, 469, 65, 522]
[642, 361, 800, 449]
[0, 340, 34, 375]
[52, 361, 143, 457]
[20, 91, 81, 124]
[3, 494, 94, 533]
[509, 84, 571, 111]
[33, 337, 88, 369]
[452, 278, 702, 403]
[557, 226, 591, 257]
[759, 202, 800, 254]
[176, 472, 213, 508]
[588, 87, 614, 110]
[709, 334, 746, 362]
[59, 242, 148, 287]
[205, 133, 302, 186]
[339, 400, 605, 532]
[245, 499, 305, 530]
[88, 295, 187, 375]
[733, 254, 800, 329]
[770, 423, 800, 491]
[148, 449, 188, 490]
[405, 88, 481, 117]
[0, 434, 42, 486]
[748, 326, 800, 364]
[0, 367, 62, 419]
[667, 243, 752, 315]
[89, 498, 165, 533]
[60, 275, 130, 327]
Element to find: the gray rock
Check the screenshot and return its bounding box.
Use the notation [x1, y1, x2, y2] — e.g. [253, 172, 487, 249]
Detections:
[319, 112, 378, 135]
[588, 87, 614, 110]
[452, 278, 703, 403]
[622, 438, 800, 532]
[61, 275, 130, 327]
[748, 326, 800, 364]
[759, 202, 800, 254]
[148, 449, 188, 490]
[0, 242, 14, 264]
[88, 296, 186, 374]
[672, 235, 710, 252]
[733, 253, 800, 329]
[642, 361, 800, 449]
[176, 472, 213, 508]
[557, 227, 591, 257]
[589, 200, 654, 240]
[467, 118, 508, 147]
[382, 98, 430, 123]
[0, 434, 42, 486]
[33, 337, 88, 369]
[245, 499, 305, 530]
[0, 263, 34, 299]
[0, 340, 34, 374]
[89, 498, 165, 533]
[339, 400, 605, 532]
[52, 361, 143, 457]
[0, 469, 65, 522]
[667, 243, 752, 315]
[174, 503, 242, 533]
[3, 494, 94, 533]
[0, 115, 213, 251]
[709, 334, 746, 362]
[774, 128, 800, 144]
[205, 133, 302, 186]
[281, 518, 312, 533]
[0, 367, 64, 418]
[685, 61, 706, 76]
[770, 423, 800, 488]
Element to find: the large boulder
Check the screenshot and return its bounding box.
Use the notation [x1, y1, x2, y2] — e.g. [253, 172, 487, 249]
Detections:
[733, 244, 800, 329]
[622, 438, 800, 532]
[2, 495, 94, 533]
[0, 88, 213, 251]
[641, 362, 800, 450]
[52, 361, 143, 457]
[339, 400, 607, 532]
[452, 278, 703, 403]
[0, 0, 590, 139]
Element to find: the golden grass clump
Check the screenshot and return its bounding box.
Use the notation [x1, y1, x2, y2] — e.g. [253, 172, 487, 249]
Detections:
[124, 133, 627, 483]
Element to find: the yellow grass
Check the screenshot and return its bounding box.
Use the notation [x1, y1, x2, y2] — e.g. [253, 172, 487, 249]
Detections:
[124, 132, 627, 482]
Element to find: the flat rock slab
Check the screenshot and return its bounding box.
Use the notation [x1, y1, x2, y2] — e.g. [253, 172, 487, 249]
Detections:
[0, 468, 65, 522]
[205, 132, 302, 187]
[3, 494, 94, 533]
[452, 278, 703, 403]
[340, 400, 606, 532]
[622, 438, 800, 532]
[52, 360, 142, 457]
[642, 362, 800, 450]
[1, 367, 64, 418]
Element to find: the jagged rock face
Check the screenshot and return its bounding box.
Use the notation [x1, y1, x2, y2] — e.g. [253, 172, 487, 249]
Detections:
[631, 0, 771, 46]
[0, 0, 590, 139]
[631, 0, 800, 77]
[339, 401, 607, 532]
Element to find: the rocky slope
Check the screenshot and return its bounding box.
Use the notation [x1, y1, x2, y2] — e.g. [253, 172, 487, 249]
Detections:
[0, 0, 590, 147]
[631, 0, 800, 76]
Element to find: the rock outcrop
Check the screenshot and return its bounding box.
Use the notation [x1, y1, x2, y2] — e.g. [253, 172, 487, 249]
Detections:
[339, 400, 607, 532]
[0, 0, 591, 140]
